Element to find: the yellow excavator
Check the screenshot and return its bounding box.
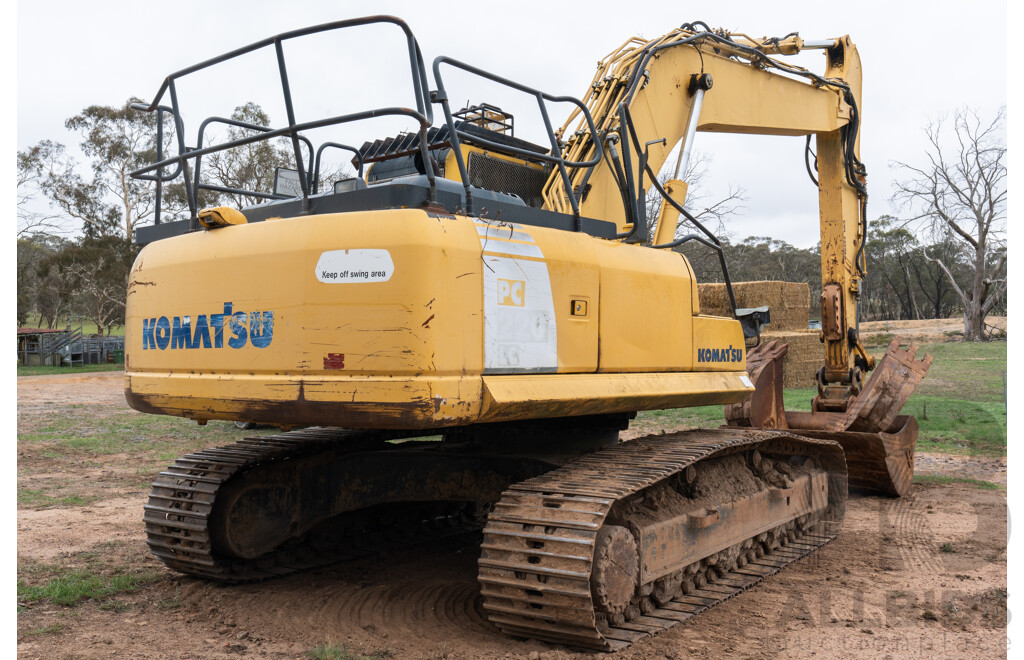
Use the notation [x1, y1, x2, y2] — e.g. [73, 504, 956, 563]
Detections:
[126, 17, 931, 650]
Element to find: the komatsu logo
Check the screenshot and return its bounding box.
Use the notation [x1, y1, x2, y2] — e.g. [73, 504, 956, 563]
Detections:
[142, 303, 273, 350]
[697, 345, 743, 363]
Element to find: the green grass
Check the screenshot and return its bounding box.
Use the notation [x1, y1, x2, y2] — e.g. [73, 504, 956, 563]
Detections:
[634, 387, 817, 431]
[22, 314, 123, 337]
[17, 568, 160, 607]
[910, 398, 1006, 455]
[898, 341, 1007, 402]
[17, 487, 99, 509]
[155, 589, 182, 610]
[876, 340, 1006, 456]
[913, 474, 1003, 490]
[308, 644, 387, 660]
[18, 364, 124, 377]
[19, 413, 275, 461]
[635, 341, 1006, 458]
[26, 623, 64, 635]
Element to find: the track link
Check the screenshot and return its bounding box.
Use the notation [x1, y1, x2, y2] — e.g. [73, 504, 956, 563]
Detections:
[144, 428, 476, 582]
[478, 428, 847, 651]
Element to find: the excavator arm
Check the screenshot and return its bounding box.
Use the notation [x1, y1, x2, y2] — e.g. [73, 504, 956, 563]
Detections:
[545, 24, 931, 493]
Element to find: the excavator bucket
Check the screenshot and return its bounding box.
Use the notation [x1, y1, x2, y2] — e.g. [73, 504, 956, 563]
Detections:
[724, 340, 788, 429]
[726, 336, 932, 496]
[823, 337, 934, 433]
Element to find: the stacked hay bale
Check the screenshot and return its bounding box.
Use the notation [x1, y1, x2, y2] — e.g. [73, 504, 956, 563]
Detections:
[698, 281, 821, 388]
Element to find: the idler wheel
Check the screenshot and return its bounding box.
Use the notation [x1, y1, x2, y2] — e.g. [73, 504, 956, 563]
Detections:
[590, 525, 639, 616]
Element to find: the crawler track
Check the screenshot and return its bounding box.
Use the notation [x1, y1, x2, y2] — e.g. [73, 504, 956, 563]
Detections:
[144, 428, 479, 582]
[479, 428, 847, 651]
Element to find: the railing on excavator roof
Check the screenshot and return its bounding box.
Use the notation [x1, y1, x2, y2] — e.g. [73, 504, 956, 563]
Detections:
[430, 56, 603, 224]
[129, 16, 435, 230]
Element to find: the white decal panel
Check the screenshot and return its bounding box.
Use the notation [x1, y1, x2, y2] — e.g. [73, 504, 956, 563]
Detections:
[315, 249, 394, 283]
[740, 374, 754, 388]
[476, 224, 535, 243]
[478, 221, 557, 373]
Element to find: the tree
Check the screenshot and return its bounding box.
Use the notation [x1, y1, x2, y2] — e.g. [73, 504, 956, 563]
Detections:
[203, 103, 296, 208]
[18, 141, 73, 237]
[17, 234, 65, 326]
[35, 237, 136, 335]
[864, 216, 922, 321]
[644, 151, 745, 241]
[910, 238, 961, 320]
[894, 108, 1006, 340]
[202, 102, 353, 208]
[40, 98, 168, 242]
[30, 236, 77, 330]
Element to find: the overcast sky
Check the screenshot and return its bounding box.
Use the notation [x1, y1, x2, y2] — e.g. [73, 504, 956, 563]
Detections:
[15, 0, 1008, 248]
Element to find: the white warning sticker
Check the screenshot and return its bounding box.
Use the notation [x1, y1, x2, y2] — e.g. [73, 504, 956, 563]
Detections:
[483, 255, 558, 373]
[315, 249, 394, 283]
[740, 374, 754, 388]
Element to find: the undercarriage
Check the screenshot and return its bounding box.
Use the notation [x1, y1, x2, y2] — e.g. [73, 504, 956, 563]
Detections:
[146, 423, 846, 651]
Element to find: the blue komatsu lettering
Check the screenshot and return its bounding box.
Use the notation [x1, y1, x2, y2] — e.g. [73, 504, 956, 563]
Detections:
[143, 318, 156, 350]
[140, 303, 274, 350]
[193, 315, 212, 349]
[228, 312, 248, 349]
[249, 311, 274, 348]
[155, 317, 171, 350]
[171, 316, 194, 349]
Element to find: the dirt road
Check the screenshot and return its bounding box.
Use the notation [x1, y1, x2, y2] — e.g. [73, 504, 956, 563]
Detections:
[17, 372, 1007, 659]
[859, 316, 1007, 344]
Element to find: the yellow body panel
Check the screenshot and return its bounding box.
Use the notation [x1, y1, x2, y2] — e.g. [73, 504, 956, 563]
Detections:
[125, 208, 751, 428]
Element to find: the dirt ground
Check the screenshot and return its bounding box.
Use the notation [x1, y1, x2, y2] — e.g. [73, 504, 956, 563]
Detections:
[17, 372, 1008, 659]
[858, 316, 1007, 344]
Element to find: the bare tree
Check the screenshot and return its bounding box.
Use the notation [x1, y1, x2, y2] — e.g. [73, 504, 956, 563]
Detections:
[894, 108, 1006, 340]
[18, 141, 74, 237]
[644, 151, 745, 240]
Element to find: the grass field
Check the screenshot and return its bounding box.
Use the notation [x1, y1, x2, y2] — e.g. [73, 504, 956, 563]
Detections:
[636, 339, 1007, 457]
[17, 364, 124, 377]
[18, 340, 1006, 456]
[20, 314, 123, 337]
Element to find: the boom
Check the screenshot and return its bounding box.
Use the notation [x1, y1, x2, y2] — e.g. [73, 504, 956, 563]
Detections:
[546, 26, 871, 408]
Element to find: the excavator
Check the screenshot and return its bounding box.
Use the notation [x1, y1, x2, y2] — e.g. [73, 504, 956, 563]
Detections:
[125, 16, 932, 651]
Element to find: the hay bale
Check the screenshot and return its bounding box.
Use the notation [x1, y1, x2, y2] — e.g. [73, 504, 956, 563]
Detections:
[761, 330, 822, 388]
[699, 281, 810, 332]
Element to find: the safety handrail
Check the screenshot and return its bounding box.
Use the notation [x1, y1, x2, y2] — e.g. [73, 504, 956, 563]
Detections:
[130, 16, 436, 228]
[431, 55, 603, 223]
[192, 115, 316, 203]
[313, 143, 364, 193]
